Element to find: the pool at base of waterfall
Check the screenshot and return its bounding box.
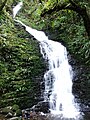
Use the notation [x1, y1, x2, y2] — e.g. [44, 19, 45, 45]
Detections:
[48, 110, 83, 120]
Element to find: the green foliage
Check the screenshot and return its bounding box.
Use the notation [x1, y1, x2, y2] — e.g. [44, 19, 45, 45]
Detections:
[0, 9, 45, 109]
[0, 0, 90, 112]
[40, 4, 90, 65]
[12, 104, 19, 111]
[15, 0, 90, 64]
[41, 0, 90, 106]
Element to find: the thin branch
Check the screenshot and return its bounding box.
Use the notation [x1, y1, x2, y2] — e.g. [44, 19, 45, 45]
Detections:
[69, 0, 78, 7]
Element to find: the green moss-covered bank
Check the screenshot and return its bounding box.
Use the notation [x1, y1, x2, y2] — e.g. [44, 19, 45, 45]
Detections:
[0, 5, 45, 110]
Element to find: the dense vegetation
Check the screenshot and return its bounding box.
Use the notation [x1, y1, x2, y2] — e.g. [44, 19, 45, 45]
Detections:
[40, 0, 90, 64]
[0, 0, 46, 110]
[0, 0, 90, 116]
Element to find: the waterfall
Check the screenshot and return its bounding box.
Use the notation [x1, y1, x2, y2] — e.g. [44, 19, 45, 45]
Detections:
[13, 2, 23, 18]
[33, 35, 80, 119]
[13, 2, 82, 119]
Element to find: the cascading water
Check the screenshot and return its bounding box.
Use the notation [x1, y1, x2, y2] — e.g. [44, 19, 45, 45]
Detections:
[33, 35, 81, 119]
[13, 2, 82, 119]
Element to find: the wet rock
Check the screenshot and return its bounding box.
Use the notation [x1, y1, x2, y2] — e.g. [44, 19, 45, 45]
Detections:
[21, 110, 47, 120]
[84, 112, 90, 120]
[5, 112, 13, 118]
[80, 104, 90, 112]
[31, 101, 50, 113]
[8, 117, 19, 120]
[22, 110, 30, 119]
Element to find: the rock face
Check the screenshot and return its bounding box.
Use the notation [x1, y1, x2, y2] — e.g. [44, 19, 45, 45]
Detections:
[31, 101, 50, 113]
[67, 54, 90, 113]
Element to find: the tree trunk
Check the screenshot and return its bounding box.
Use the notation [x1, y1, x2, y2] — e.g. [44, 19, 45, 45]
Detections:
[81, 10, 90, 37]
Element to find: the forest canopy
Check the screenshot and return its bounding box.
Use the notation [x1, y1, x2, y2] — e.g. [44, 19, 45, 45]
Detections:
[40, 0, 90, 37]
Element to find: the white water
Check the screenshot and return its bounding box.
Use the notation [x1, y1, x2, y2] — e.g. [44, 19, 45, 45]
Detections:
[13, 2, 82, 119]
[13, 2, 23, 18]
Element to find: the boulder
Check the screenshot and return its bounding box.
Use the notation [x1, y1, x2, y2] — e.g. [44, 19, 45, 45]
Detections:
[0, 106, 13, 115]
[31, 101, 50, 113]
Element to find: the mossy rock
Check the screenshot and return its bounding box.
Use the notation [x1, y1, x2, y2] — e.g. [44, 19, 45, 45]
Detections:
[12, 104, 19, 112]
[15, 109, 22, 116]
[0, 106, 13, 115]
[12, 104, 21, 116]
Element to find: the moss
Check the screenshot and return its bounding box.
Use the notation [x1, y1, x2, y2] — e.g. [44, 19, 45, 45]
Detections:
[12, 104, 19, 112]
[1, 107, 13, 115]
[0, 0, 46, 110]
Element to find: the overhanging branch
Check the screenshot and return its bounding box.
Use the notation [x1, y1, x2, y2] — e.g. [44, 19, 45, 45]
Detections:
[40, 1, 90, 37]
[41, 1, 85, 17]
[41, 3, 68, 17]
